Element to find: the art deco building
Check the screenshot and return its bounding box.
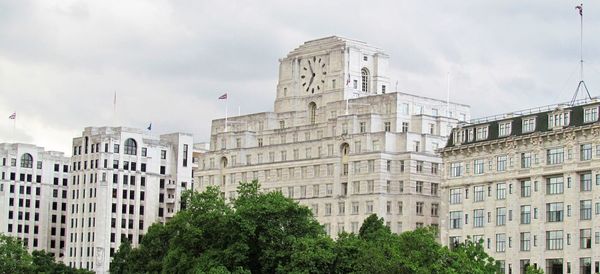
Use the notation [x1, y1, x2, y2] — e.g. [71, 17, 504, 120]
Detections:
[0, 143, 70, 260]
[441, 99, 600, 274]
[64, 127, 193, 273]
[195, 37, 470, 235]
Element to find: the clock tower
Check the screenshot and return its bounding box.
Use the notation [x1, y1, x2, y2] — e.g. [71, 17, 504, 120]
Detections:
[274, 36, 390, 114]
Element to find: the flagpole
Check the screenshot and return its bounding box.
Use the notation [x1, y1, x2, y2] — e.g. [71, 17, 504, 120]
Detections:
[113, 90, 117, 126]
[12, 111, 16, 142]
[447, 72, 450, 117]
[225, 96, 228, 132]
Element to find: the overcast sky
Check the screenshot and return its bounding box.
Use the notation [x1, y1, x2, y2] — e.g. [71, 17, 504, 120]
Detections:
[1, 0, 600, 154]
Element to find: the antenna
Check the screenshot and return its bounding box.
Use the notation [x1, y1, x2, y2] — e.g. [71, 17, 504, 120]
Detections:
[571, 3, 592, 105]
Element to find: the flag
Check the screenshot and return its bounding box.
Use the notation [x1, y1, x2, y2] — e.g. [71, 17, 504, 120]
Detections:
[346, 73, 350, 86]
[576, 4, 583, 16]
[218, 93, 228, 100]
[147, 123, 152, 131]
[8, 112, 16, 119]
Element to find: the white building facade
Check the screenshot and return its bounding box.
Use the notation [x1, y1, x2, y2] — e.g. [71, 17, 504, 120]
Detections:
[195, 37, 470, 235]
[0, 143, 70, 260]
[64, 127, 193, 273]
[441, 99, 600, 274]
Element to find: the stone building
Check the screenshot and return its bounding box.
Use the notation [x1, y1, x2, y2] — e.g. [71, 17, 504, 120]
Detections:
[195, 36, 470, 235]
[0, 143, 70, 260]
[441, 99, 600, 274]
[64, 127, 193, 273]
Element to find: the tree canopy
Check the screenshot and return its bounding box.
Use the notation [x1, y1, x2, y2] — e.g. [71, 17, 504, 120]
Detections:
[111, 180, 501, 274]
[0, 234, 91, 274]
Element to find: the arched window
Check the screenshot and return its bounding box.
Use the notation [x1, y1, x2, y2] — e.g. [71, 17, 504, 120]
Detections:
[308, 102, 317, 125]
[20, 153, 33, 168]
[220, 157, 228, 168]
[361, 68, 369, 93]
[124, 138, 137, 155]
[340, 143, 350, 156]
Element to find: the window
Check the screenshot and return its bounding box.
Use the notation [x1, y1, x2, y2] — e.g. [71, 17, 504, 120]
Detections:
[496, 207, 506, 226]
[496, 155, 507, 171]
[580, 144, 592, 161]
[580, 228, 592, 249]
[521, 205, 531, 224]
[450, 162, 462, 177]
[521, 152, 532, 168]
[498, 121, 511, 137]
[416, 181, 423, 193]
[496, 233, 506, 252]
[473, 159, 484, 174]
[449, 188, 462, 204]
[522, 117, 536, 133]
[384, 122, 391, 132]
[546, 176, 564, 194]
[475, 126, 488, 140]
[416, 202, 424, 215]
[431, 183, 439, 196]
[361, 68, 369, 92]
[521, 180, 531, 197]
[308, 102, 317, 125]
[548, 111, 570, 128]
[546, 202, 564, 222]
[580, 172, 592, 191]
[401, 122, 409, 132]
[114, 144, 120, 153]
[546, 148, 564, 165]
[546, 230, 563, 250]
[496, 183, 506, 200]
[449, 211, 462, 229]
[520, 232, 531, 251]
[580, 200, 592, 220]
[20, 154, 33, 168]
[473, 209, 484, 227]
[473, 186, 485, 202]
[124, 139, 137, 155]
[431, 203, 439, 216]
[583, 106, 598, 122]
[160, 150, 166, 159]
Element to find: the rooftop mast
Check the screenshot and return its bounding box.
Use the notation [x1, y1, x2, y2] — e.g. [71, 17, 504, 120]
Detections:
[570, 3, 592, 105]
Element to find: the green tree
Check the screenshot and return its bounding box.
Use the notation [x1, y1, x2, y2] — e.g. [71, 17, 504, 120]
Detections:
[109, 181, 503, 274]
[110, 240, 132, 274]
[0, 234, 33, 273]
[526, 264, 544, 274]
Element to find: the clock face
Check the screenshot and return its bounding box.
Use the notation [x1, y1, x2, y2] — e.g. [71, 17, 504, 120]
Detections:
[300, 56, 327, 94]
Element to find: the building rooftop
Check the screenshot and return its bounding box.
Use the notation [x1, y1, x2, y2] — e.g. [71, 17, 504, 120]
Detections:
[444, 97, 600, 149]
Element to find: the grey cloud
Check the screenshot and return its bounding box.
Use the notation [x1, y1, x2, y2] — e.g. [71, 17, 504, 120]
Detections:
[2, 0, 600, 153]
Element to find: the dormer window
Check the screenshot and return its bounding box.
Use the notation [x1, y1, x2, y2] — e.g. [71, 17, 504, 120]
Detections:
[583, 106, 598, 123]
[475, 126, 488, 141]
[498, 121, 512, 137]
[548, 111, 570, 129]
[453, 130, 466, 144]
[522, 117, 536, 133]
[467, 128, 475, 142]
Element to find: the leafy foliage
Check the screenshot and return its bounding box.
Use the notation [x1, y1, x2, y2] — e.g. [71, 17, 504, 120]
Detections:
[0, 234, 91, 274]
[526, 264, 545, 274]
[111, 180, 501, 274]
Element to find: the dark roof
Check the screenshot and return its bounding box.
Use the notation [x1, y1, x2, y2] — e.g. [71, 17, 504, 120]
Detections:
[445, 98, 600, 148]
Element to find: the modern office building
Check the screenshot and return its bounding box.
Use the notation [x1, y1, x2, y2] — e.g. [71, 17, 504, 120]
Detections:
[441, 98, 600, 274]
[0, 143, 70, 260]
[64, 127, 193, 273]
[195, 36, 470, 235]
